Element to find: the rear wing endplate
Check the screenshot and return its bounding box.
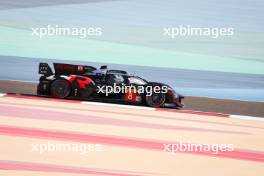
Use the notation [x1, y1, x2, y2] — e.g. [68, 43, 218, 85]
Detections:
[39, 63, 53, 76]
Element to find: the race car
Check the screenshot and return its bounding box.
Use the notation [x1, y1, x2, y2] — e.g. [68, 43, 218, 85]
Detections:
[37, 63, 184, 108]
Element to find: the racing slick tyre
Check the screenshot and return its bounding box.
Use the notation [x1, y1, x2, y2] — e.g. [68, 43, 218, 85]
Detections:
[50, 79, 71, 99]
[145, 92, 166, 108]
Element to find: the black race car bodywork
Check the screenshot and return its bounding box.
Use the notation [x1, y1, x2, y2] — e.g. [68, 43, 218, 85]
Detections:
[37, 63, 184, 108]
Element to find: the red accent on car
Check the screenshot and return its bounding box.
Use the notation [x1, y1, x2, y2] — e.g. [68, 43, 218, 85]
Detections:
[77, 78, 92, 89]
[68, 75, 77, 83]
[78, 66, 83, 71]
[124, 92, 137, 102]
[56, 64, 75, 71]
[68, 75, 92, 89]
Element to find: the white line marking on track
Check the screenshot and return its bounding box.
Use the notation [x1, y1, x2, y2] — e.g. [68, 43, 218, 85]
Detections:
[81, 101, 155, 110]
[0, 93, 6, 97]
[230, 115, 264, 121]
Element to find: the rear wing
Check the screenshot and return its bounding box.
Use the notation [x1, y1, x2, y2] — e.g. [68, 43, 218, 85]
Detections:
[39, 63, 53, 76]
[53, 63, 97, 75]
[39, 62, 105, 76]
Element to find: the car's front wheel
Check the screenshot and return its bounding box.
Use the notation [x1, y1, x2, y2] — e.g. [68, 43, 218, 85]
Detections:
[50, 79, 71, 98]
[145, 93, 166, 108]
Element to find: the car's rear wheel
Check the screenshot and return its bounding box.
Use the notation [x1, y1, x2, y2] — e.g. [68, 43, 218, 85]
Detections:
[145, 92, 166, 107]
[50, 79, 71, 98]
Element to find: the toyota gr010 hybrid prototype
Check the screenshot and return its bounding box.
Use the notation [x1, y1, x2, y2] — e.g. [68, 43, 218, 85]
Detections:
[37, 63, 184, 108]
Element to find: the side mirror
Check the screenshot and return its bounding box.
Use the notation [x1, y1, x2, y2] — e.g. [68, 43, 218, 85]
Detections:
[100, 65, 107, 70]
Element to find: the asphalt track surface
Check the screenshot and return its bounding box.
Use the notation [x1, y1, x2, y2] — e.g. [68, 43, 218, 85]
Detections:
[0, 92, 264, 176]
